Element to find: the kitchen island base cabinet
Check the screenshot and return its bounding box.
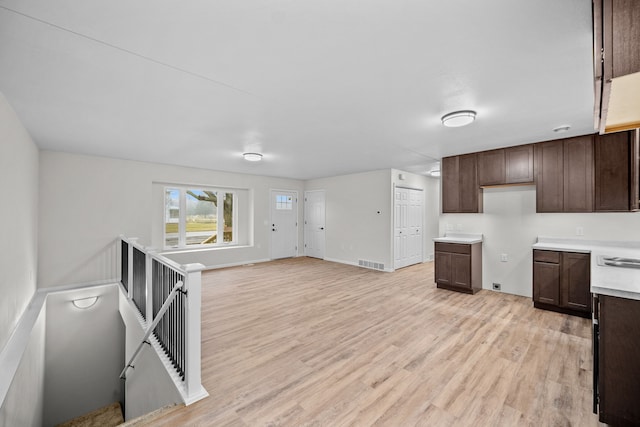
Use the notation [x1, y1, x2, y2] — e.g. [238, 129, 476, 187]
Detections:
[435, 242, 482, 294]
[596, 295, 640, 425]
[533, 250, 591, 318]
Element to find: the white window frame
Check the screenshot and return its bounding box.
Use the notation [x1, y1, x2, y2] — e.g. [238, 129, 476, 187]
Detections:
[164, 186, 238, 249]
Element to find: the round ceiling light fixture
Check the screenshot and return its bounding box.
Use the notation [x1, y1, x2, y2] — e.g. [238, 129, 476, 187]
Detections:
[243, 152, 263, 162]
[553, 125, 571, 133]
[441, 110, 477, 128]
[429, 169, 441, 178]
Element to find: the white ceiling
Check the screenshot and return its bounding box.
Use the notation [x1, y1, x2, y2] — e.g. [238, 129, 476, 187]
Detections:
[0, 0, 595, 180]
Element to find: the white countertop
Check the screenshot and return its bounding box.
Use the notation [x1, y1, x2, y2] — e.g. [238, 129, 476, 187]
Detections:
[434, 233, 483, 244]
[534, 237, 640, 301]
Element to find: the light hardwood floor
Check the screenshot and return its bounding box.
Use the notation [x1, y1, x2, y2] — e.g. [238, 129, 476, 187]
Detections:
[144, 257, 603, 426]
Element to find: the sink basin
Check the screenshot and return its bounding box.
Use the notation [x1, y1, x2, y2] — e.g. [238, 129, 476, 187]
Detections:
[598, 255, 640, 269]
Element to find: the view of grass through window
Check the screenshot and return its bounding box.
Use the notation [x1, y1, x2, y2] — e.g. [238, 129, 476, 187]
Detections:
[165, 188, 234, 247]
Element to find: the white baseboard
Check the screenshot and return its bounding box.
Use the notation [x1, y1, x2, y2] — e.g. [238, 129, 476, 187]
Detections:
[201, 258, 271, 271]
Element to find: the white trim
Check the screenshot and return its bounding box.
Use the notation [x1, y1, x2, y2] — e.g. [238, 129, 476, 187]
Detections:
[36, 279, 119, 295]
[160, 244, 253, 256]
[198, 258, 271, 271]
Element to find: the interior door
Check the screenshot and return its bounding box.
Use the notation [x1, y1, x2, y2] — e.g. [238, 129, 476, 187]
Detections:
[394, 187, 423, 269]
[394, 188, 409, 269]
[304, 190, 325, 259]
[407, 189, 423, 266]
[270, 190, 298, 259]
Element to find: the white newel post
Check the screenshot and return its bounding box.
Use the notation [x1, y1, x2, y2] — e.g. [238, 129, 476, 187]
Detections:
[182, 262, 207, 404]
[145, 248, 157, 325]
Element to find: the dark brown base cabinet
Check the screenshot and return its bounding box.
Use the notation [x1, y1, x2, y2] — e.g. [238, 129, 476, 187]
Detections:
[596, 295, 640, 425]
[532, 250, 591, 318]
[435, 242, 482, 294]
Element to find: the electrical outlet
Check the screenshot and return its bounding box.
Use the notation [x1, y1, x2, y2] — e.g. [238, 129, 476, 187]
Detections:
[500, 253, 508, 262]
[446, 223, 453, 231]
[493, 283, 501, 291]
[576, 226, 584, 236]
[456, 223, 462, 231]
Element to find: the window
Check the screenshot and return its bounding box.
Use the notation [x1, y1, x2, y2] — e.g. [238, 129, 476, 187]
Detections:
[164, 187, 237, 248]
[276, 194, 293, 210]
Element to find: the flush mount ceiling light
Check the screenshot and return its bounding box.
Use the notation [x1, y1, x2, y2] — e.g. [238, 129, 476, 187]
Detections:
[430, 169, 441, 178]
[72, 296, 98, 309]
[243, 152, 263, 162]
[553, 125, 571, 133]
[441, 110, 476, 128]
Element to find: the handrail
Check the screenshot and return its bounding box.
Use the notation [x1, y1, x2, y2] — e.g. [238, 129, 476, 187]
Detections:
[120, 280, 184, 380]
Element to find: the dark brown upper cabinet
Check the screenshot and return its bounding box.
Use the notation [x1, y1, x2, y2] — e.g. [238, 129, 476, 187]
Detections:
[594, 130, 639, 211]
[478, 149, 505, 186]
[535, 140, 564, 212]
[478, 145, 533, 186]
[594, 0, 640, 133]
[441, 131, 638, 214]
[535, 135, 594, 213]
[600, 0, 640, 81]
[506, 145, 535, 183]
[442, 154, 482, 213]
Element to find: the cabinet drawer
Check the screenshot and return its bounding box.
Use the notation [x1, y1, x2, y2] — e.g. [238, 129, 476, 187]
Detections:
[435, 242, 471, 255]
[533, 250, 560, 263]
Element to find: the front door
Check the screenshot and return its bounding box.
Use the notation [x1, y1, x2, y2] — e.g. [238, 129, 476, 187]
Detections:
[304, 190, 325, 259]
[270, 190, 298, 259]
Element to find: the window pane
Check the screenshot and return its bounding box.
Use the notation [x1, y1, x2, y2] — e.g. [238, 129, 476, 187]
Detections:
[186, 190, 217, 245]
[164, 188, 180, 247]
[223, 192, 233, 242]
[276, 194, 292, 210]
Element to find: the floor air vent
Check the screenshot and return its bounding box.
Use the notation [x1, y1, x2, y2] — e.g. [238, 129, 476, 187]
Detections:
[358, 260, 385, 271]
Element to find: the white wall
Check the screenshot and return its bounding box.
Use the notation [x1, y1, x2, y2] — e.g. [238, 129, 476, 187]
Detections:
[440, 186, 640, 297]
[38, 151, 304, 287]
[43, 284, 124, 426]
[0, 307, 45, 427]
[305, 170, 393, 269]
[0, 92, 39, 350]
[0, 92, 43, 426]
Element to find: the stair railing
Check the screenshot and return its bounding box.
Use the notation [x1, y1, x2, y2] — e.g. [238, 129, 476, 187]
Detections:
[120, 280, 184, 380]
[119, 235, 207, 405]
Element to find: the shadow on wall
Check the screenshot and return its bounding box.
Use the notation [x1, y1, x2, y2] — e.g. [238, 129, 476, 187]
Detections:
[56, 239, 120, 287]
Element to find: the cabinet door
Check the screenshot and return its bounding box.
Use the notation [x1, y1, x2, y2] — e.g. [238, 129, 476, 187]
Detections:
[478, 149, 505, 186]
[434, 251, 452, 285]
[562, 252, 591, 312]
[442, 156, 460, 213]
[595, 131, 631, 211]
[506, 145, 534, 183]
[564, 135, 594, 212]
[459, 153, 481, 213]
[451, 253, 471, 289]
[535, 140, 564, 212]
[533, 261, 560, 306]
[599, 295, 640, 425]
[602, 0, 640, 80]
